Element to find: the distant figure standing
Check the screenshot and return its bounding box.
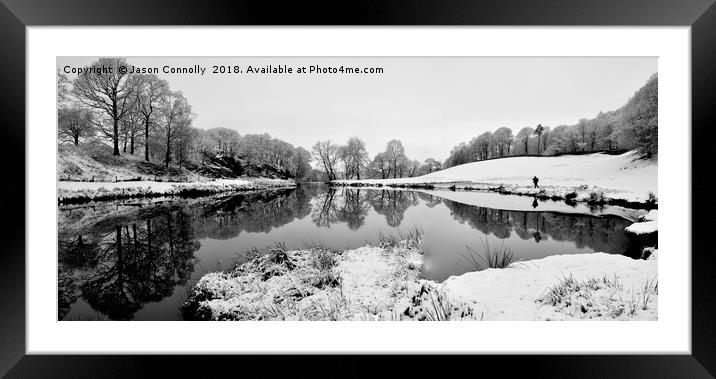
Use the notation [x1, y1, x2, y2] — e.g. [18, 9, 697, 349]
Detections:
[532, 176, 539, 188]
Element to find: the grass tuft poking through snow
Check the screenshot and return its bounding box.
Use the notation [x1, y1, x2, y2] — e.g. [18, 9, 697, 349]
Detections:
[403, 282, 478, 321]
[370, 225, 424, 250]
[537, 273, 658, 319]
[462, 238, 515, 271]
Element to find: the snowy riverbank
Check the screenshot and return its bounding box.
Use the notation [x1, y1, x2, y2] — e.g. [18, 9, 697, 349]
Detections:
[443, 253, 657, 320]
[625, 210, 659, 235]
[335, 151, 657, 206]
[58, 178, 296, 204]
[183, 237, 658, 321]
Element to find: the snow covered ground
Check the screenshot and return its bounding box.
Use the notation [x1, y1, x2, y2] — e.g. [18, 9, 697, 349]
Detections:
[58, 178, 295, 203]
[58, 144, 194, 182]
[182, 238, 454, 321]
[184, 239, 658, 321]
[336, 151, 657, 204]
[443, 253, 657, 320]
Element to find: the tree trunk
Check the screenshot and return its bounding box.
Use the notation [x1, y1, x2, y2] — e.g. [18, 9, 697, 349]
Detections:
[113, 117, 120, 156]
[536, 136, 541, 155]
[74, 135, 79, 145]
[144, 116, 151, 161]
[130, 135, 135, 155]
[165, 126, 171, 168]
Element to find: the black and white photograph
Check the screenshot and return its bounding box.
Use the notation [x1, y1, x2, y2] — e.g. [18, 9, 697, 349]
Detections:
[56, 56, 658, 322]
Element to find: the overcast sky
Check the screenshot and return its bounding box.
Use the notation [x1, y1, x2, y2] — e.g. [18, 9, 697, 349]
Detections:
[58, 57, 656, 162]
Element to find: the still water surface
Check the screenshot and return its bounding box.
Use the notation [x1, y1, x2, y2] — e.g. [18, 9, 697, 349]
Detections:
[58, 184, 641, 321]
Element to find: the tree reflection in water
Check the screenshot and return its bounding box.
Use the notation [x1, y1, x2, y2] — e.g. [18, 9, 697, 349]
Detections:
[59, 211, 199, 320]
[303, 187, 632, 256]
[441, 199, 633, 255]
[58, 188, 310, 320]
[311, 188, 419, 229]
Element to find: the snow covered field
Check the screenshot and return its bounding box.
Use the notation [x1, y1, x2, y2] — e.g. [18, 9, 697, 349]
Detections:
[58, 178, 295, 203]
[336, 151, 657, 204]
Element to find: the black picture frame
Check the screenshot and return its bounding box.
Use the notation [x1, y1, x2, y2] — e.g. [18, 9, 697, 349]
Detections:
[1, 0, 714, 377]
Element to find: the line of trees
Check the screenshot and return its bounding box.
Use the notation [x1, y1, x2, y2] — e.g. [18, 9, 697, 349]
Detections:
[311, 137, 442, 181]
[444, 73, 658, 167]
[58, 58, 193, 167]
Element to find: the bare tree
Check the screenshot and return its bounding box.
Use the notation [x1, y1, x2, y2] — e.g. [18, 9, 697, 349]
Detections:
[291, 147, 313, 181]
[339, 137, 369, 180]
[396, 155, 410, 178]
[493, 127, 513, 156]
[311, 140, 340, 181]
[576, 118, 589, 151]
[58, 106, 94, 145]
[159, 92, 191, 167]
[475, 131, 493, 160]
[408, 160, 421, 177]
[72, 58, 137, 156]
[587, 116, 600, 151]
[516, 127, 535, 155]
[597, 113, 616, 150]
[423, 158, 441, 173]
[385, 139, 406, 178]
[120, 107, 144, 154]
[173, 113, 194, 168]
[369, 152, 392, 179]
[135, 74, 169, 161]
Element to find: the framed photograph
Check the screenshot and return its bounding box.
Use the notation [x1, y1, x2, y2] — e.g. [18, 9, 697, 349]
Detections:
[1, 0, 714, 376]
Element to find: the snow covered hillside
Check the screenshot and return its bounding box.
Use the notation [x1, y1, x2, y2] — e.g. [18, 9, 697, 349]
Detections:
[336, 151, 657, 204]
[58, 144, 192, 182]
